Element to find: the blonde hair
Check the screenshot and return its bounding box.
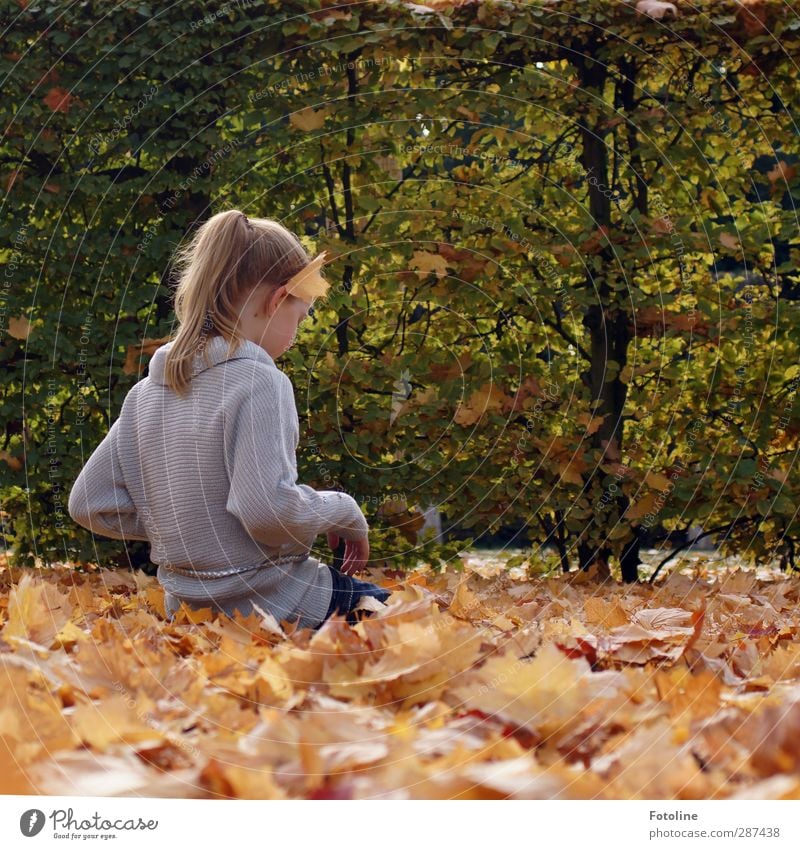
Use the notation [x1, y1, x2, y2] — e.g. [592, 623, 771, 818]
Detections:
[163, 209, 312, 396]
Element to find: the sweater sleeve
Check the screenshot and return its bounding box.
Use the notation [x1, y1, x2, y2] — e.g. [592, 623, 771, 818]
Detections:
[68, 416, 150, 541]
[223, 366, 369, 548]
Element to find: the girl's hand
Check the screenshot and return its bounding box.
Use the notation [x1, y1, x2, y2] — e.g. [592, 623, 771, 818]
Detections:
[327, 531, 369, 576]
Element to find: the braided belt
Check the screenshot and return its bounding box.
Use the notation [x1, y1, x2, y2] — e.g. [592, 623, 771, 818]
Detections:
[163, 551, 311, 579]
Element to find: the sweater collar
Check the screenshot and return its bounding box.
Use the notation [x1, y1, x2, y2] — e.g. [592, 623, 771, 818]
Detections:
[148, 334, 276, 385]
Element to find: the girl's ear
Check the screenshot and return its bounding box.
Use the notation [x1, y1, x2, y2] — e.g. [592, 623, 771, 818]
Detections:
[263, 284, 288, 317]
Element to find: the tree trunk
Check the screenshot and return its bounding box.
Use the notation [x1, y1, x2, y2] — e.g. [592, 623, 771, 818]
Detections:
[576, 53, 640, 581]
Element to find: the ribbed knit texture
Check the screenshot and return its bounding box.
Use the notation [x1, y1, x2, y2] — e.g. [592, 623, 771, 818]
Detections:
[68, 334, 370, 630]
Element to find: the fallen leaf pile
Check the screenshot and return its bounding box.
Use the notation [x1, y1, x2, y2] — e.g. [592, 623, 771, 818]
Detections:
[2, 555, 800, 799]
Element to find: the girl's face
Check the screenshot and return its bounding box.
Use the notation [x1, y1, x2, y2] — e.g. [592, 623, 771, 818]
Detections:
[258, 285, 313, 359]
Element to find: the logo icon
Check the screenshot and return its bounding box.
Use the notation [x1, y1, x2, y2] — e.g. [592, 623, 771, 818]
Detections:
[20, 809, 46, 837]
[390, 368, 412, 426]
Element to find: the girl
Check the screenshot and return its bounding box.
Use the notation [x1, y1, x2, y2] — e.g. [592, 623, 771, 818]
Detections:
[68, 209, 391, 630]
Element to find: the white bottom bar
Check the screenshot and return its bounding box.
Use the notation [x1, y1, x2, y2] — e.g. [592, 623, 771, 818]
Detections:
[0, 796, 797, 848]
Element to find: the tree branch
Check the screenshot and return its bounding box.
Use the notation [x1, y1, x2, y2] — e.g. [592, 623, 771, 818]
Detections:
[543, 307, 591, 361]
[648, 516, 756, 583]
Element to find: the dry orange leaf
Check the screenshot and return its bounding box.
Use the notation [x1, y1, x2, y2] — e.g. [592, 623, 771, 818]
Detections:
[7, 315, 30, 339]
[720, 232, 742, 250]
[767, 160, 797, 186]
[454, 382, 509, 426]
[644, 470, 673, 492]
[625, 491, 660, 520]
[0, 450, 23, 471]
[122, 335, 171, 375]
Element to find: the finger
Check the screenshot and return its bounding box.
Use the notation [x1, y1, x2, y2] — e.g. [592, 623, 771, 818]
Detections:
[355, 539, 368, 572]
[339, 542, 353, 575]
[353, 546, 365, 573]
[343, 542, 361, 576]
[346, 542, 360, 575]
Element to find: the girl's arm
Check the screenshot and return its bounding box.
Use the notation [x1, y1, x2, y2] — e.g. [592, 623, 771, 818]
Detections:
[224, 366, 369, 549]
[67, 417, 150, 541]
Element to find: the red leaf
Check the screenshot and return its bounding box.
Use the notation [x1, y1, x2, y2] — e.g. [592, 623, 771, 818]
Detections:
[555, 637, 598, 665]
[43, 87, 74, 113]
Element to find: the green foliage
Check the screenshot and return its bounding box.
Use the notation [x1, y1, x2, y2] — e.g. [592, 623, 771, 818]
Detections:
[2, 1, 799, 579]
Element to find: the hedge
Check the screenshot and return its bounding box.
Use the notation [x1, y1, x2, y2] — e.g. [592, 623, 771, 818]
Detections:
[2, 0, 799, 580]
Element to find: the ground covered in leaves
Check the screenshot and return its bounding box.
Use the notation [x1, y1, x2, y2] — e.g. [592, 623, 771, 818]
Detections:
[2, 553, 800, 799]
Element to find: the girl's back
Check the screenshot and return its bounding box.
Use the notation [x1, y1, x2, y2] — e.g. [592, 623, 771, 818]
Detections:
[130, 335, 338, 622]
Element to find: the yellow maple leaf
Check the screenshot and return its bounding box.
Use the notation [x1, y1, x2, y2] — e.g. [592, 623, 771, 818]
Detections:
[70, 693, 162, 749]
[255, 656, 294, 701]
[409, 250, 449, 279]
[448, 579, 492, 621]
[4, 573, 73, 648]
[289, 106, 330, 131]
[583, 596, 629, 628]
[50, 620, 88, 652]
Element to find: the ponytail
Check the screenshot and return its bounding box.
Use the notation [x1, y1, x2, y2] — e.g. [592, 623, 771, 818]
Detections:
[163, 209, 312, 396]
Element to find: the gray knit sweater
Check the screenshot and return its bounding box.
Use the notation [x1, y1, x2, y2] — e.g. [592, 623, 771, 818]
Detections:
[67, 334, 369, 629]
